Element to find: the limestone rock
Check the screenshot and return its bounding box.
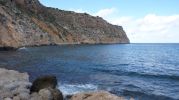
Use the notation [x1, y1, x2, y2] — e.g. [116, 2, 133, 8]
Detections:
[0, 68, 63, 100]
[48, 88, 63, 100]
[18, 92, 30, 100]
[0, 68, 31, 99]
[38, 88, 52, 100]
[13, 96, 20, 100]
[70, 91, 125, 100]
[4, 98, 12, 100]
[30, 93, 42, 100]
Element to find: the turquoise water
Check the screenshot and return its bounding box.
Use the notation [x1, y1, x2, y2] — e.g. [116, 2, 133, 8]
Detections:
[0, 44, 179, 100]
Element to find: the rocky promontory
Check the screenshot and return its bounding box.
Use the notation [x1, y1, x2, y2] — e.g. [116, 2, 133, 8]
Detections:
[0, 68, 126, 100]
[0, 0, 129, 50]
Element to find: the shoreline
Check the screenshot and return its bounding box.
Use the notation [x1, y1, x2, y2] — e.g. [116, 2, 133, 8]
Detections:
[0, 42, 130, 51]
[0, 68, 127, 100]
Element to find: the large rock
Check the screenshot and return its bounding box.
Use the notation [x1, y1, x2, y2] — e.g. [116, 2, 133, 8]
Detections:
[30, 75, 57, 92]
[0, 68, 63, 100]
[48, 88, 63, 100]
[30, 92, 42, 100]
[0, 68, 31, 99]
[0, 0, 129, 49]
[70, 91, 125, 100]
[38, 88, 63, 100]
[38, 88, 53, 100]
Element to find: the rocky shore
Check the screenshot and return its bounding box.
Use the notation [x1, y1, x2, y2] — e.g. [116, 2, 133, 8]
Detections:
[0, 68, 126, 100]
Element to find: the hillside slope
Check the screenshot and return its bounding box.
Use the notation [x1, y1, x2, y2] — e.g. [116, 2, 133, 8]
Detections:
[0, 0, 129, 49]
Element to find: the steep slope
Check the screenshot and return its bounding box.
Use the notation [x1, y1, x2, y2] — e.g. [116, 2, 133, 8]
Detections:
[0, 0, 129, 49]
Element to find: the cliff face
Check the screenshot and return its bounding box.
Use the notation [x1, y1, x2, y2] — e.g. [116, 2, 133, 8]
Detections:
[0, 0, 129, 48]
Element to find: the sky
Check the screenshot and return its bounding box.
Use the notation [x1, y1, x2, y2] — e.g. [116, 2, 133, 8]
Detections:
[39, 0, 179, 43]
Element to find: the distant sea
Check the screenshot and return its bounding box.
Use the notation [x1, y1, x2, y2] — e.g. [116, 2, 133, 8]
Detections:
[0, 44, 179, 100]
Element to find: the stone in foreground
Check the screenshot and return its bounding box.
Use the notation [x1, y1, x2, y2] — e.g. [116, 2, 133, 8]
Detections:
[0, 68, 31, 99]
[70, 91, 125, 100]
[30, 75, 57, 92]
[0, 68, 63, 100]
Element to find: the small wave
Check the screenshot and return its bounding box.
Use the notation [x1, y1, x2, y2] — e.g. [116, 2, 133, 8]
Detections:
[122, 90, 176, 100]
[94, 68, 179, 80]
[18, 47, 27, 50]
[126, 72, 179, 80]
[58, 83, 98, 95]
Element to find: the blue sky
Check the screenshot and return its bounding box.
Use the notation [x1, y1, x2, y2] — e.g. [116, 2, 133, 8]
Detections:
[39, 0, 179, 43]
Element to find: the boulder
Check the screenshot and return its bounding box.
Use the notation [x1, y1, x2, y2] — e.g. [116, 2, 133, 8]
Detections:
[30, 92, 42, 100]
[18, 92, 30, 100]
[39, 88, 52, 100]
[13, 96, 20, 100]
[4, 98, 12, 100]
[30, 75, 57, 93]
[48, 88, 63, 100]
[0, 68, 63, 100]
[38, 88, 63, 100]
[0, 68, 31, 99]
[70, 91, 125, 100]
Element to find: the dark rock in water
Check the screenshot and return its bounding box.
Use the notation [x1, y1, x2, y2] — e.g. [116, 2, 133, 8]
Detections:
[31, 75, 63, 100]
[30, 75, 57, 93]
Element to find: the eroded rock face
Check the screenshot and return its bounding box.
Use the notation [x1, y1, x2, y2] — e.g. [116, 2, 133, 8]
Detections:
[0, 0, 129, 49]
[70, 91, 125, 100]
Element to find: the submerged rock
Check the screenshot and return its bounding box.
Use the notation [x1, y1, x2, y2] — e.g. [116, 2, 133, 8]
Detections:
[30, 75, 57, 92]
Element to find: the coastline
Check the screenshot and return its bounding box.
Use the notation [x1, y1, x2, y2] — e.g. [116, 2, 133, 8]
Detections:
[0, 68, 127, 100]
[0, 42, 130, 51]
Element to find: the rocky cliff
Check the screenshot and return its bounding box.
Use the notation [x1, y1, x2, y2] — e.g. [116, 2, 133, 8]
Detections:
[0, 0, 129, 49]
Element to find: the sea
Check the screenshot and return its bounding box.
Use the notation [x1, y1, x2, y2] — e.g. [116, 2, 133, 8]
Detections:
[0, 44, 179, 100]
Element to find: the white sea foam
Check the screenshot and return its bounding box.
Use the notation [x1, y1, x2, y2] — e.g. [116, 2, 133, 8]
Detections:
[18, 47, 27, 50]
[58, 83, 98, 95]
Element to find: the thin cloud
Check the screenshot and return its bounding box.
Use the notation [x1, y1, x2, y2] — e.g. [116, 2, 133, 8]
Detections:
[69, 8, 88, 13]
[94, 8, 117, 18]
